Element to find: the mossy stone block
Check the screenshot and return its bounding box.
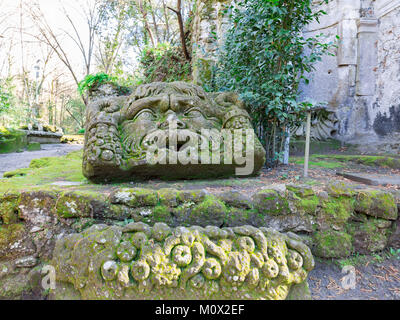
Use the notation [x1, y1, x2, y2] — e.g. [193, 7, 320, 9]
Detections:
[0, 128, 28, 154]
[186, 196, 228, 227]
[252, 189, 290, 216]
[313, 230, 353, 258]
[355, 190, 398, 221]
[347, 217, 392, 254]
[157, 189, 179, 207]
[27, 142, 41, 152]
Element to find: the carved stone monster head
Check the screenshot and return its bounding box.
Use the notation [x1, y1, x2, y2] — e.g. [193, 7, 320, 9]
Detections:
[83, 82, 266, 182]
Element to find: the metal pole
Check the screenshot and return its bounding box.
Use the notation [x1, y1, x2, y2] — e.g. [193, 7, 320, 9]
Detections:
[304, 111, 312, 178]
[283, 126, 290, 165]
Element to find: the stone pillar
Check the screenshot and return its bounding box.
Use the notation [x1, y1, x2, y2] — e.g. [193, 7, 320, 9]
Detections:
[356, 19, 378, 96]
[336, 0, 360, 100]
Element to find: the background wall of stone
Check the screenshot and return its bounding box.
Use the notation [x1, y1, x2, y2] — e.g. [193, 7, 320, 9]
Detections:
[191, 0, 400, 152]
[301, 0, 400, 151]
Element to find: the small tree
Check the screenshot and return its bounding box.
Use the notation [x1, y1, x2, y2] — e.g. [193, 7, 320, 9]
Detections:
[213, 0, 335, 165]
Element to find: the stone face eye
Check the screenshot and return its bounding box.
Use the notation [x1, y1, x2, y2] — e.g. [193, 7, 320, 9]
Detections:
[135, 109, 156, 121]
[184, 109, 204, 118]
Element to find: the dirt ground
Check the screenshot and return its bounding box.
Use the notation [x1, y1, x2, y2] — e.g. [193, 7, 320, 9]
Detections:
[309, 257, 400, 300]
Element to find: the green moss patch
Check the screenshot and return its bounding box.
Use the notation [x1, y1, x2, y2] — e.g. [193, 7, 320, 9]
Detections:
[305, 154, 400, 169]
[292, 158, 345, 169]
[252, 189, 290, 216]
[0, 127, 28, 154]
[355, 190, 398, 221]
[186, 196, 228, 227]
[0, 151, 87, 194]
[27, 142, 41, 152]
[347, 217, 392, 254]
[313, 230, 353, 259]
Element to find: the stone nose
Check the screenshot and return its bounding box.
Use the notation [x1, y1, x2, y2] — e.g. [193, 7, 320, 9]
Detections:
[159, 111, 186, 129]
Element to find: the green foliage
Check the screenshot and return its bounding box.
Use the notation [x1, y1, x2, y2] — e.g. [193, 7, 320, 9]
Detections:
[212, 0, 335, 165]
[61, 97, 87, 134]
[0, 78, 15, 115]
[139, 43, 192, 83]
[77, 73, 117, 95]
[389, 248, 400, 260]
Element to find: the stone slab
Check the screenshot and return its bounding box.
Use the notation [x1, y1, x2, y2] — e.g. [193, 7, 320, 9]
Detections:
[337, 172, 400, 186]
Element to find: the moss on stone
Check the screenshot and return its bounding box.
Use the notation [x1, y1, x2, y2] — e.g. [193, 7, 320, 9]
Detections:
[56, 193, 93, 218]
[3, 168, 31, 178]
[0, 127, 28, 154]
[355, 190, 398, 221]
[152, 205, 171, 223]
[295, 196, 320, 215]
[157, 189, 179, 207]
[0, 224, 26, 251]
[326, 182, 355, 198]
[313, 230, 353, 259]
[0, 272, 33, 299]
[287, 185, 315, 198]
[29, 158, 53, 169]
[186, 195, 228, 227]
[286, 280, 312, 300]
[177, 190, 206, 204]
[0, 194, 20, 225]
[317, 197, 354, 231]
[27, 142, 41, 152]
[139, 189, 159, 206]
[311, 154, 400, 170]
[347, 217, 392, 254]
[252, 189, 290, 216]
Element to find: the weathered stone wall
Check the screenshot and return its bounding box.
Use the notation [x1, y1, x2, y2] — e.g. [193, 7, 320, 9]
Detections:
[191, 0, 400, 152]
[1, 182, 399, 299]
[372, 1, 400, 147]
[298, 0, 400, 150]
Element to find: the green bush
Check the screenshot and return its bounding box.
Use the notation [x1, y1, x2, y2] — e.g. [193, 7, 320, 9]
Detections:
[77, 73, 117, 95]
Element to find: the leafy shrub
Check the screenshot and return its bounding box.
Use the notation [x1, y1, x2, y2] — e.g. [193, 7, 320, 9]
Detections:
[78, 73, 117, 95]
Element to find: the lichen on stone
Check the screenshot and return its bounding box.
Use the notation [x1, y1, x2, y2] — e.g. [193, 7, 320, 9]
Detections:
[50, 223, 314, 300]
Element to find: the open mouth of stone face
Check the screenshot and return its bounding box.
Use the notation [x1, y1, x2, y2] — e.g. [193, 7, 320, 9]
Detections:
[141, 130, 197, 152]
[165, 135, 191, 152]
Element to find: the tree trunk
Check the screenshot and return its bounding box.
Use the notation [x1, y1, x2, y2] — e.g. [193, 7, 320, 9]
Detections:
[168, 0, 190, 61]
[139, 0, 156, 47]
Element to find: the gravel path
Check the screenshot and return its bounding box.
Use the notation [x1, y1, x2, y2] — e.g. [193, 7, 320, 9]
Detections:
[0, 144, 83, 178]
[309, 258, 400, 300]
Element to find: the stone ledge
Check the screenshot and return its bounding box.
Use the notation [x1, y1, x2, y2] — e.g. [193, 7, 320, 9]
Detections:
[1, 182, 399, 261]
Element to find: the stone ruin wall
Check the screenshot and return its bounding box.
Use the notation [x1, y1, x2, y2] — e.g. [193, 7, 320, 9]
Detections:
[302, 0, 400, 152]
[192, 0, 400, 152]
